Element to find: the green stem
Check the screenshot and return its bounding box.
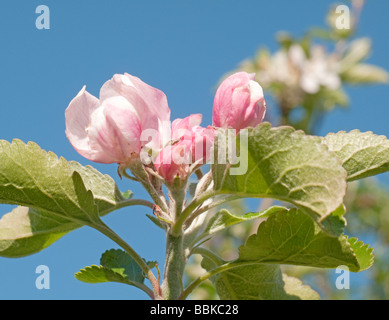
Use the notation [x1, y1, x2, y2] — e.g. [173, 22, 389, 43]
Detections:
[159, 183, 187, 299]
[91, 221, 162, 299]
[129, 281, 155, 299]
[191, 247, 224, 265]
[127, 160, 168, 212]
[172, 189, 216, 235]
[117, 198, 155, 210]
[138, 178, 168, 213]
[184, 195, 241, 229]
[161, 232, 185, 300]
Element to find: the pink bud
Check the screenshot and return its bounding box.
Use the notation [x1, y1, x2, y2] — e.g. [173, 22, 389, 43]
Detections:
[171, 114, 215, 165]
[212, 72, 266, 131]
[154, 142, 192, 183]
[191, 125, 215, 165]
[65, 74, 171, 165]
[154, 114, 215, 183]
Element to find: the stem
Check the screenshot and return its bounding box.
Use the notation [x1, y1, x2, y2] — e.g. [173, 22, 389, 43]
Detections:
[129, 282, 155, 299]
[193, 171, 213, 199]
[191, 247, 224, 264]
[91, 221, 162, 299]
[138, 178, 168, 213]
[127, 160, 169, 212]
[117, 198, 155, 210]
[161, 232, 185, 300]
[172, 189, 216, 235]
[184, 195, 241, 229]
[159, 183, 187, 299]
[352, 0, 365, 31]
[161, 175, 215, 299]
[249, 198, 274, 236]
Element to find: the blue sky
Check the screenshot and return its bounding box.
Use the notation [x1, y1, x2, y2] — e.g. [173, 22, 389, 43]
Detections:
[0, 0, 388, 299]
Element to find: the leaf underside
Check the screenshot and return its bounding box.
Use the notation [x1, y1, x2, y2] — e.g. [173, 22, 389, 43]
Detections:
[212, 123, 347, 234]
[0, 139, 127, 257]
[202, 256, 319, 300]
[238, 208, 373, 272]
[323, 130, 389, 181]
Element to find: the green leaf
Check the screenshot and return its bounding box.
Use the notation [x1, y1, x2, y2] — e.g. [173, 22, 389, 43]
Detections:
[196, 206, 287, 242]
[146, 260, 159, 269]
[75, 265, 133, 285]
[100, 249, 145, 284]
[323, 130, 389, 181]
[197, 208, 372, 300]
[146, 214, 168, 230]
[0, 206, 79, 258]
[75, 249, 149, 293]
[68, 161, 125, 211]
[347, 237, 374, 271]
[238, 209, 372, 272]
[121, 190, 133, 199]
[0, 140, 100, 223]
[212, 123, 347, 232]
[0, 140, 130, 257]
[201, 256, 319, 300]
[282, 274, 320, 300]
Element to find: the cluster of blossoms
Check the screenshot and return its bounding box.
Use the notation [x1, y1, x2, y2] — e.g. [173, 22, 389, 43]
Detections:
[257, 44, 341, 95]
[65, 72, 266, 184]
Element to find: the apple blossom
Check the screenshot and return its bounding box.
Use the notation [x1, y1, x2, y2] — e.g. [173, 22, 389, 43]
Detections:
[212, 72, 266, 131]
[65, 73, 171, 165]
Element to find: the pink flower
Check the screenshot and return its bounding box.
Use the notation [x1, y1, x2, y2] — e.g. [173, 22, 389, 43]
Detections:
[153, 143, 192, 183]
[154, 114, 215, 183]
[212, 72, 266, 131]
[65, 73, 171, 165]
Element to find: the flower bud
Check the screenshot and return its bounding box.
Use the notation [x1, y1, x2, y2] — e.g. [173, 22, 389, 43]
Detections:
[65, 73, 171, 165]
[154, 142, 192, 183]
[154, 114, 215, 183]
[212, 72, 266, 131]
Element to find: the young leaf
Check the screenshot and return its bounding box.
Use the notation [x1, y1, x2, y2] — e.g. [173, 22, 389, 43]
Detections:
[146, 214, 168, 230]
[323, 130, 389, 181]
[212, 123, 347, 229]
[238, 209, 373, 272]
[347, 237, 374, 271]
[100, 248, 145, 284]
[195, 206, 287, 242]
[121, 190, 134, 199]
[341, 64, 389, 84]
[339, 38, 372, 72]
[75, 265, 133, 285]
[75, 249, 149, 295]
[201, 256, 319, 300]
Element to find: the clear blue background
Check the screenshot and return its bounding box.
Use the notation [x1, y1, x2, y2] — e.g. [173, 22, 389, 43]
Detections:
[0, 0, 388, 299]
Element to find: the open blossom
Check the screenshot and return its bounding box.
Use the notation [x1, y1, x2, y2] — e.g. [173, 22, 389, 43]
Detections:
[212, 72, 266, 131]
[298, 45, 341, 94]
[154, 114, 215, 182]
[256, 44, 341, 95]
[65, 73, 171, 165]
